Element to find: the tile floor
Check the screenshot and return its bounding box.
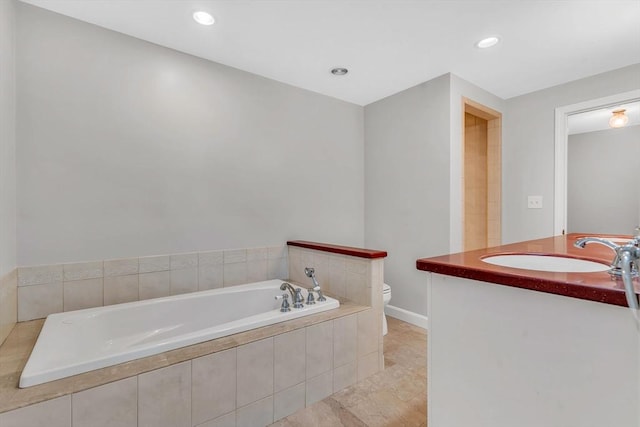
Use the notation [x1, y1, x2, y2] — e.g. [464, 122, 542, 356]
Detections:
[270, 317, 427, 426]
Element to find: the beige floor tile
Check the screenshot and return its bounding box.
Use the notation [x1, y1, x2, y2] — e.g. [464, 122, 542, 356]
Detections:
[269, 317, 427, 427]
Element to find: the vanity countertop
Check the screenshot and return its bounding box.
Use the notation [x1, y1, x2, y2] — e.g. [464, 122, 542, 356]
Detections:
[416, 233, 640, 307]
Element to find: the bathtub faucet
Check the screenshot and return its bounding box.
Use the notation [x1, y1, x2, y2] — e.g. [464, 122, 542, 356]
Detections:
[280, 282, 304, 308]
[304, 267, 326, 303]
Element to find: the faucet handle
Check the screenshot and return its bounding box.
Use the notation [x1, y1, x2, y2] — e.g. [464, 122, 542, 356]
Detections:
[293, 288, 305, 308]
[275, 293, 291, 312]
[306, 289, 316, 305]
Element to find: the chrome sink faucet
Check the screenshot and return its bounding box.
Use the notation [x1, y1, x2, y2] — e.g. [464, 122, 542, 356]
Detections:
[574, 230, 640, 279]
[280, 282, 304, 308]
[304, 267, 326, 303]
[574, 230, 640, 312]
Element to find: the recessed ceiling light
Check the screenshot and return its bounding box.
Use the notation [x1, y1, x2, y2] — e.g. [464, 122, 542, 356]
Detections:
[476, 36, 500, 49]
[331, 68, 348, 76]
[193, 11, 215, 26]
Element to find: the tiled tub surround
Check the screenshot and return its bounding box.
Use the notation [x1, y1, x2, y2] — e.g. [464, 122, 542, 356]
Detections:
[0, 269, 18, 346]
[287, 241, 386, 385]
[21, 280, 339, 387]
[0, 304, 376, 426]
[16, 246, 289, 321]
[0, 241, 386, 426]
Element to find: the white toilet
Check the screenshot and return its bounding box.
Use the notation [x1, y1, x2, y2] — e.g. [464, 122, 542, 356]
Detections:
[382, 283, 392, 336]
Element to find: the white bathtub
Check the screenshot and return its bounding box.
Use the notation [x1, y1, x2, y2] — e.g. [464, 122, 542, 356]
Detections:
[20, 279, 339, 388]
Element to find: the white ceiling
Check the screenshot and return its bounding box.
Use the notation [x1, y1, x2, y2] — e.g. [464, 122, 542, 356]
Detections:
[568, 101, 640, 135]
[18, 0, 640, 106]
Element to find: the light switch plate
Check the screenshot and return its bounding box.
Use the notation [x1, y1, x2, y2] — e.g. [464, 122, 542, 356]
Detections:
[528, 196, 543, 209]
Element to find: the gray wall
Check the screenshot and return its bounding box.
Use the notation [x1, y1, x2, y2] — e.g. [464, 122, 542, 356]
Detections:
[364, 74, 450, 316]
[503, 64, 640, 244]
[363, 73, 505, 317]
[16, 3, 365, 265]
[568, 125, 640, 234]
[1, 0, 16, 276]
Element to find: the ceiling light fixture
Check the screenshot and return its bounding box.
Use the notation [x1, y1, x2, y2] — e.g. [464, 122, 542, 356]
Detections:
[476, 36, 500, 49]
[331, 68, 348, 76]
[609, 109, 629, 128]
[193, 11, 215, 26]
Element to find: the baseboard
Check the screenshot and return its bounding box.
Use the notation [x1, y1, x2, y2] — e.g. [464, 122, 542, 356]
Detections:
[385, 304, 428, 329]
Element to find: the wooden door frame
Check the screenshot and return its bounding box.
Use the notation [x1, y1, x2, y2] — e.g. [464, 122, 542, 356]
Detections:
[462, 97, 502, 250]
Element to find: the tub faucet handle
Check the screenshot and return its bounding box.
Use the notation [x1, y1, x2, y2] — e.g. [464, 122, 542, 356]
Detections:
[275, 294, 291, 312]
[306, 289, 316, 305]
[293, 288, 305, 308]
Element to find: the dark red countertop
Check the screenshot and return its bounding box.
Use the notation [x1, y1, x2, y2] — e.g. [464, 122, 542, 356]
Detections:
[287, 240, 387, 259]
[416, 234, 640, 307]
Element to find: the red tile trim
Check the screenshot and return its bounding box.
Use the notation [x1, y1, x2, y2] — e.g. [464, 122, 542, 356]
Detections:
[287, 241, 387, 259]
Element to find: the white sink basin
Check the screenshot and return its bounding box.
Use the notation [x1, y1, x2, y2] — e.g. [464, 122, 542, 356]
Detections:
[481, 254, 610, 273]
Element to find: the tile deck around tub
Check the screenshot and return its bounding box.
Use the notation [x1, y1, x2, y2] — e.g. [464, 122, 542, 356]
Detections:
[0, 296, 368, 414]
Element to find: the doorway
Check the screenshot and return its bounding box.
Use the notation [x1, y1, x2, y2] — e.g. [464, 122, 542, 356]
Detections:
[553, 89, 640, 235]
[462, 98, 502, 251]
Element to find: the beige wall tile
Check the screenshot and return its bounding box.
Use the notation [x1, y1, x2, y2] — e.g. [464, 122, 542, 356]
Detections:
[104, 258, 139, 277]
[345, 258, 367, 275]
[273, 382, 305, 421]
[346, 271, 368, 306]
[198, 250, 223, 267]
[17, 264, 63, 287]
[333, 361, 357, 393]
[0, 395, 71, 427]
[198, 265, 223, 291]
[192, 348, 236, 425]
[357, 309, 377, 357]
[18, 282, 63, 321]
[247, 260, 268, 283]
[0, 269, 17, 345]
[287, 248, 305, 284]
[104, 275, 139, 305]
[171, 253, 198, 270]
[310, 253, 329, 292]
[306, 320, 333, 379]
[223, 263, 247, 287]
[333, 314, 357, 368]
[306, 370, 333, 406]
[267, 258, 288, 280]
[63, 261, 103, 281]
[300, 250, 314, 269]
[357, 351, 380, 381]
[170, 268, 198, 295]
[247, 247, 268, 261]
[138, 361, 191, 427]
[63, 278, 103, 311]
[237, 337, 274, 407]
[267, 245, 287, 260]
[72, 376, 137, 427]
[223, 249, 246, 264]
[139, 255, 170, 273]
[196, 412, 235, 427]
[328, 267, 346, 298]
[236, 396, 273, 427]
[274, 329, 306, 392]
[138, 271, 170, 300]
